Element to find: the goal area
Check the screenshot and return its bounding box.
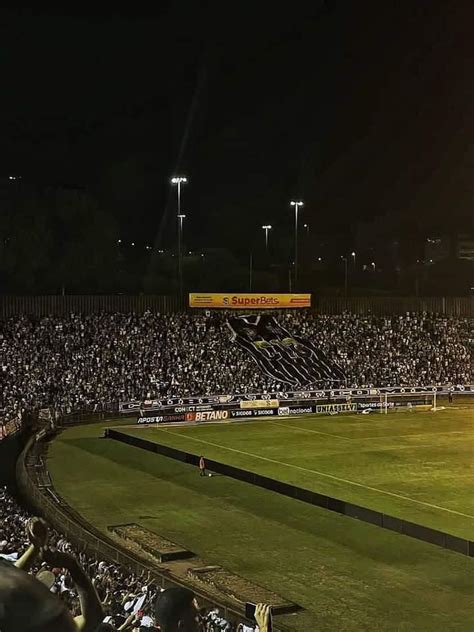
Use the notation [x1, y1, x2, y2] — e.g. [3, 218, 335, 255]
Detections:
[355, 390, 440, 415]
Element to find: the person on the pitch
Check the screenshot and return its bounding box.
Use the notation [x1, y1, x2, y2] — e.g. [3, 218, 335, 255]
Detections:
[199, 456, 206, 477]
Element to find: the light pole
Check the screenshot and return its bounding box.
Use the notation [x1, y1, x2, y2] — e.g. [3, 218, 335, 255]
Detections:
[171, 176, 188, 298]
[304, 223, 310, 235]
[290, 200, 303, 285]
[351, 251, 356, 268]
[341, 256, 348, 298]
[262, 225, 272, 254]
[178, 212, 186, 253]
[371, 261, 376, 271]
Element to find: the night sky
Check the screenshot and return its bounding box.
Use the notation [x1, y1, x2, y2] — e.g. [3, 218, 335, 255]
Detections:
[1, 2, 473, 254]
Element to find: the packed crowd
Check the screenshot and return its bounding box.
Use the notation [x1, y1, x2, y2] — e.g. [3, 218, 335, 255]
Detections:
[0, 487, 264, 631]
[0, 311, 471, 421]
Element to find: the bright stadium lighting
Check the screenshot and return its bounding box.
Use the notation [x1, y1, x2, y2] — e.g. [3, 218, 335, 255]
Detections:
[262, 225, 272, 253]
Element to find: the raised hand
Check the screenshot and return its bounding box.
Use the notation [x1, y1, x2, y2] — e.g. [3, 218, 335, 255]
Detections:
[27, 517, 49, 550]
[255, 603, 272, 632]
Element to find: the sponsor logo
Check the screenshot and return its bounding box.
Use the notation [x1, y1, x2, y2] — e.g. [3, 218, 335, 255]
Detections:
[195, 410, 229, 421]
[255, 409, 276, 416]
[137, 416, 164, 424]
[358, 402, 395, 409]
[315, 403, 357, 414]
[278, 407, 290, 416]
[230, 410, 253, 418]
[137, 413, 186, 424]
[289, 406, 313, 415]
[240, 399, 279, 409]
[189, 293, 311, 309]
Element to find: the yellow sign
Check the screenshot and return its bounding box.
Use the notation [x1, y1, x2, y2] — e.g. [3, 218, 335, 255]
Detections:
[189, 293, 311, 309]
[240, 399, 279, 409]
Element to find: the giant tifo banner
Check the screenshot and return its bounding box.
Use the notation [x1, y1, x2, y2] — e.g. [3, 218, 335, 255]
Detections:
[189, 293, 311, 309]
[227, 314, 346, 387]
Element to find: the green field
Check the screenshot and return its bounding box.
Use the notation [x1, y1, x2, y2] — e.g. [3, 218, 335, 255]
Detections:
[122, 408, 474, 539]
[48, 408, 474, 631]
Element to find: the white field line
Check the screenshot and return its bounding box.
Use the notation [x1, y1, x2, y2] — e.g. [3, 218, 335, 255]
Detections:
[270, 420, 471, 442]
[269, 421, 353, 441]
[157, 428, 474, 520]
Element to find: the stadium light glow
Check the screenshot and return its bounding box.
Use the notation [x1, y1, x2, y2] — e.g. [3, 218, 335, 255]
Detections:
[262, 225, 272, 253]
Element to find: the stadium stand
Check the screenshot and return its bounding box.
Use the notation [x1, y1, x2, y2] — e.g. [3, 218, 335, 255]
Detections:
[0, 312, 471, 424]
[0, 487, 261, 631]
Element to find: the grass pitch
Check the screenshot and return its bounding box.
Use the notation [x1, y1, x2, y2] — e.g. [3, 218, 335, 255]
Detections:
[47, 408, 474, 631]
[122, 408, 474, 539]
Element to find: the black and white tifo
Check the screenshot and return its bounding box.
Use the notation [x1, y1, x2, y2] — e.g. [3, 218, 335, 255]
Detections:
[227, 314, 346, 388]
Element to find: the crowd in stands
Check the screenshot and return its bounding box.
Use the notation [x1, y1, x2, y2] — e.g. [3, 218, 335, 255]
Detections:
[0, 487, 265, 631]
[0, 311, 471, 422]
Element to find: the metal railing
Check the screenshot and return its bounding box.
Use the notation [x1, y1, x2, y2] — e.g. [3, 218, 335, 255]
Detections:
[1, 294, 472, 316]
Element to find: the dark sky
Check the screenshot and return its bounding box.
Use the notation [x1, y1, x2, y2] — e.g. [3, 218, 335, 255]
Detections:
[1, 2, 473, 252]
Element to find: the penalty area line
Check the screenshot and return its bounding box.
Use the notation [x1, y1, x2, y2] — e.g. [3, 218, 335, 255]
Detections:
[157, 427, 474, 521]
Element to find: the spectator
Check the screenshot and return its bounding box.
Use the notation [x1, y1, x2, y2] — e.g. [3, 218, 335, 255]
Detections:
[0, 488, 242, 631]
[154, 587, 200, 631]
[0, 312, 470, 427]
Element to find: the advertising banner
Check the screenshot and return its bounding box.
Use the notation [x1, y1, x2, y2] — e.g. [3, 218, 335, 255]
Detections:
[314, 403, 357, 414]
[240, 399, 279, 409]
[137, 413, 186, 424]
[278, 405, 315, 416]
[187, 410, 230, 422]
[120, 385, 473, 414]
[189, 293, 311, 309]
[0, 417, 22, 441]
[230, 408, 278, 418]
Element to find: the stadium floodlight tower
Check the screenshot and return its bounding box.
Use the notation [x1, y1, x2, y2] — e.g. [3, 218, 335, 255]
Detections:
[171, 176, 188, 298]
[290, 200, 304, 283]
[262, 225, 272, 253]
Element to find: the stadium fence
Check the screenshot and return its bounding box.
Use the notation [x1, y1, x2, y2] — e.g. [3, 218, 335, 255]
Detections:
[0, 294, 472, 316]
